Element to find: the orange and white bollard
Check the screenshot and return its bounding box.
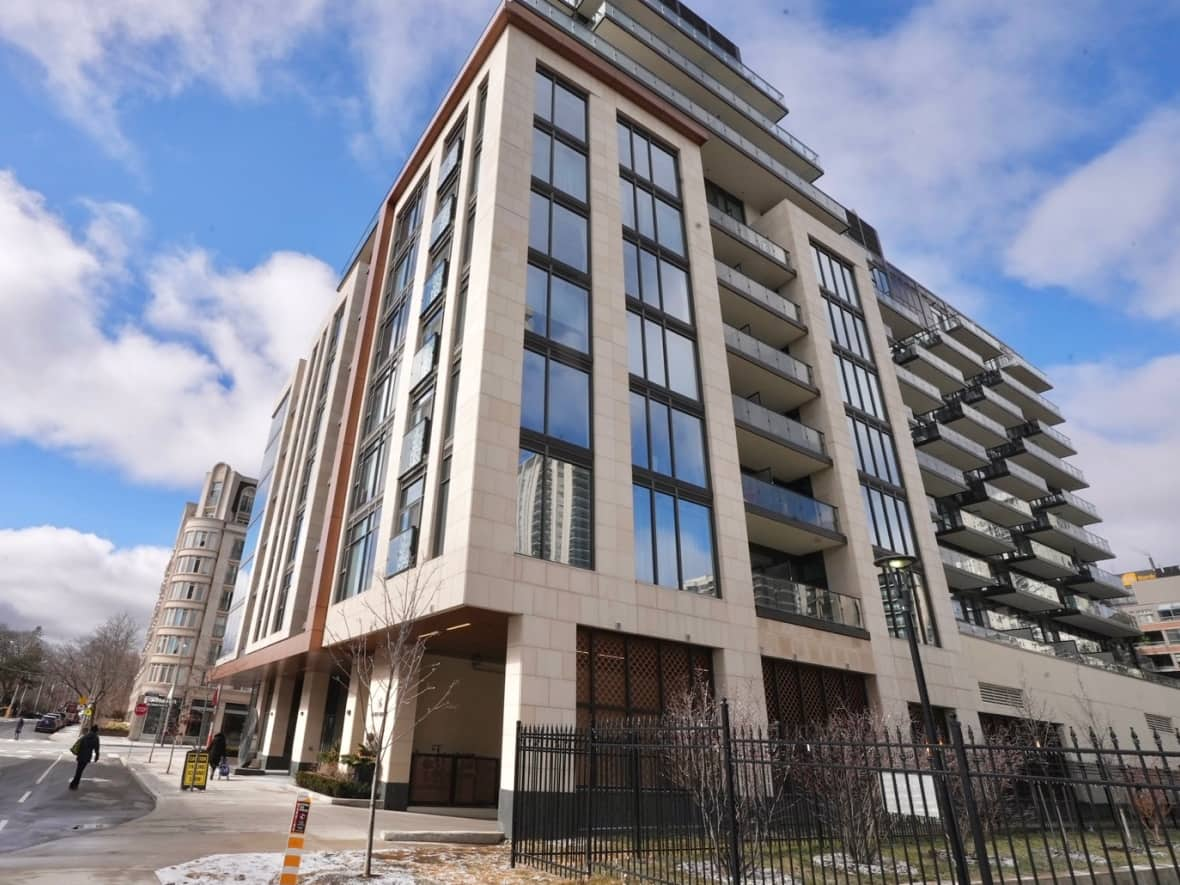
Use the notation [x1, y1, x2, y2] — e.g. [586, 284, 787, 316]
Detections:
[280, 793, 312, 885]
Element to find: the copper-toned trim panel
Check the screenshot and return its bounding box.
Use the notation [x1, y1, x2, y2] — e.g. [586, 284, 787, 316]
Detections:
[506, 1, 709, 145]
[210, 634, 310, 681]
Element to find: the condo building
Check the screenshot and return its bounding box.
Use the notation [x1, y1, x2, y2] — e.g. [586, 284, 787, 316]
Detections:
[130, 463, 256, 743]
[1122, 566, 1180, 685]
[211, 0, 1180, 825]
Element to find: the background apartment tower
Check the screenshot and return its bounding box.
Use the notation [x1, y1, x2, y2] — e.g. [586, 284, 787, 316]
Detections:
[129, 463, 256, 744]
[213, 0, 1180, 828]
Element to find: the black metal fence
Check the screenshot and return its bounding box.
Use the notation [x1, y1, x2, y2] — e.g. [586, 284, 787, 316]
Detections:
[511, 704, 1180, 883]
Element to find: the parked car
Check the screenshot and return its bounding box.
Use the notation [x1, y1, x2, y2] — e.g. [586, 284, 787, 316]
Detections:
[34, 715, 59, 733]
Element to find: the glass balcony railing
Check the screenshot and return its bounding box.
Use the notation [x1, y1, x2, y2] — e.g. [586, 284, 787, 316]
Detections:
[597, 5, 817, 168]
[957, 620, 1056, 656]
[1073, 563, 1125, 593]
[939, 546, 993, 581]
[715, 261, 800, 323]
[913, 420, 988, 460]
[931, 401, 1008, 442]
[517, 0, 846, 224]
[915, 450, 964, 485]
[1011, 538, 1075, 572]
[1061, 593, 1139, 629]
[752, 574, 863, 630]
[1039, 513, 1113, 557]
[1008, 573, 1062, 606]
[708, 205, 791, 268]
[941, 509, 1013, 546]
[970, 459, 1048, 495]
[741, 473, 839, 533]
[992, 438, 1085, 485]
[630, 0, 789, 111]
[731, 396, 825, 457]
[1034, 490, 1100, 522]
[724, 325, 814, 387]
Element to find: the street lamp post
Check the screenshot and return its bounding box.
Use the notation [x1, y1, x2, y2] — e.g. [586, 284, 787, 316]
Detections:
[874, 554, 972, 885]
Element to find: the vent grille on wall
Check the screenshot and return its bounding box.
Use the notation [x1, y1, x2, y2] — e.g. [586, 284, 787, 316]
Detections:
[1145, 713, 1174, 735]
[978, 682, 1024, 708]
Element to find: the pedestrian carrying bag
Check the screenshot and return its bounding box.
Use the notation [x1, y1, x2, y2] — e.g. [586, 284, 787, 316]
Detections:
[70, 738, 81, 756]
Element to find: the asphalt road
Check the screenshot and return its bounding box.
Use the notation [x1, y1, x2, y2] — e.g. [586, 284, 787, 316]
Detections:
[0, 720, 52, 742]
[0, 736, 155, 854]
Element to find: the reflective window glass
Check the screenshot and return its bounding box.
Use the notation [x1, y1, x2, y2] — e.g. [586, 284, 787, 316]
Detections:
[532, 127, 550, 182]
[553, 82, 586, 141]
[665, 330, 698, 400]
[623, 241, 640, 299]
[620, 178, 636, 230]
[630, 393, 649, 468]
[534, 71, 552, 121]
[633, 486, 654, 583]
[655, 199, 684, 255]
[529, 191, 548, 254]
[659, 260, 690, 323]
[617, 122, 632, 170]
[551, 202, 588, 272]
[548, 360, 590, 447]
[651, 144, 678, 196]
[521, 350, 546, 433]
[627, 311, 644, 376]
[671, 409, 706, 486]
[678, 500, 714, 592]
[654, 492, 678, 588]
[553, 139, 587, 201]
[648, 400, 672, 476]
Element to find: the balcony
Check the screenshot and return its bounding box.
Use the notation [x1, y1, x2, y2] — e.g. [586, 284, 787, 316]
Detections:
[926, 400, 1008, 448]
[915, 450, 968, 497]
[937, 315, 1004, 361]
[1033, 489, 1101, 527]
[912, 420, 990, 470]
[715, 262, 805, 348]
[592, 4, 822, 182]
[1017, 513, 1114, 562]
[1065, 564, 1131, 601]
[953, 481, 1034, 527]
[873, 279, 927, 340]
[939, 545, 994, 590]
[1053, 593, 1141, 639]
[1002, 538, 1077, 580]
[972, 368, 1065, 426]
[903, 329, 984, 375]
[892, 340, 965, 394]
[752, 574, 866, 636]
[574, 0, 790, 121]
[944, 384, 1025, 429]
[1008, 419, 1075, 458]
[986, 352, 1052, 394]
[989, 438, 1087, 492]
[968, 459, 1048, 501]
[724, 325, 819, 412]
[983, 573, 1063, 614]
[936, 508, 1016, 556]
[741, 473, 843, 555]
[708, 206, 795, 289]
[895, 365, 944, 413]
[732, 395, 830, 482]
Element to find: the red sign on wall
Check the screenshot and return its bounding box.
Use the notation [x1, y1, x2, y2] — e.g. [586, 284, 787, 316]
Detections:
[134, 703, 149, 716]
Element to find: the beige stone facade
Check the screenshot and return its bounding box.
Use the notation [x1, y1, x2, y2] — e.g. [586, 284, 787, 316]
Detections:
[211, 0, 1180, 827]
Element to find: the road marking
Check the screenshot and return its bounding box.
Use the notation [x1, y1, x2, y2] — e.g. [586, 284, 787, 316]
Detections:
[17, 791, 31, 804]
[35, 754, 62, 785]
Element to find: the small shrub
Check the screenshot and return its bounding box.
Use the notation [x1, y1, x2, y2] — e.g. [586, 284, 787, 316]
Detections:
[295, 770, 370, 799]
[97, 720, 130, 737]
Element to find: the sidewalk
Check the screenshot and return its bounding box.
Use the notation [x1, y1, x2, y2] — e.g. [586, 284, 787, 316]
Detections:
[0, 731, 502, 884]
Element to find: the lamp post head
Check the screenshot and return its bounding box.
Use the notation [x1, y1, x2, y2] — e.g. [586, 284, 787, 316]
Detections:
[874, 554, 917, 572]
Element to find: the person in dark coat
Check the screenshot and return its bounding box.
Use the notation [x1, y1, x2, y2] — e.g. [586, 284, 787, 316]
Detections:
[13, 717, 23, 739]
[208, 731, 227, 773]
[69, 725, 100, 790]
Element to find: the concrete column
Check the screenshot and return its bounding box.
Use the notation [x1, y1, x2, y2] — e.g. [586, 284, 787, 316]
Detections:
[339, 659, 368, 757]
[258, 675, 296, 769]
[497, 614, 577, 833]
[288, 668, 332, 772]
[368, 662, 420, 810]
[713, 646, 769, 731]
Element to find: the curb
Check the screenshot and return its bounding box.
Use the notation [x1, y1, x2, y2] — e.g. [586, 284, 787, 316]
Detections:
[379, 830, 504, 845]
[118, 757, 160, 803]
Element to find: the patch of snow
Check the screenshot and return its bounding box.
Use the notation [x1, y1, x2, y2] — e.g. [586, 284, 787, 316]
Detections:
[156, 851, 417, 884]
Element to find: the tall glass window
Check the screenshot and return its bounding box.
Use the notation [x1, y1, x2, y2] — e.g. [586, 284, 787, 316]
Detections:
[621, 117, 717, 597]
[518, 68, 594, 571]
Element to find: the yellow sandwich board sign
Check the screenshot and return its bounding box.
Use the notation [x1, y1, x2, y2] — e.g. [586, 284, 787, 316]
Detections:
[181, 750, 210, 791]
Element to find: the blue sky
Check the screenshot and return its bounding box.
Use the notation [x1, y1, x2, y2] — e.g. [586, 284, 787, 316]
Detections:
[1, 0, 1178, 638]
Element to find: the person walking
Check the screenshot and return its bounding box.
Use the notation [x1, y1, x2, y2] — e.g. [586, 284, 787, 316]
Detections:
[13, 717, 23, 740]
[69, 725, 101, 790]
[207, 731, 228, 780]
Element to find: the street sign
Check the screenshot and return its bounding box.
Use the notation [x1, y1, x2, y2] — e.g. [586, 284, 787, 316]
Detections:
[134, 703, 148, 716]
[281, 794, 312, 884]
[78, 696, 88, 705]
[180, 750, 209, 791]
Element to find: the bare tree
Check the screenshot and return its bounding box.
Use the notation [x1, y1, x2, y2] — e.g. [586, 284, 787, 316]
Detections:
[0, 625, 44, 713]
[46, 613, 140, 722]
[659, 682, 791, 880]
[323, 567, 455, 878]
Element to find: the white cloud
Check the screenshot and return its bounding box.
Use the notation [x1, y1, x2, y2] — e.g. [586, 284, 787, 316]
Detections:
[0, 526, 169, 642]
[1006, 106, 1180, 320]
[0, 169, 338, 486]
[1049, 354, 1180, 571]
[0, 0, 326, 161]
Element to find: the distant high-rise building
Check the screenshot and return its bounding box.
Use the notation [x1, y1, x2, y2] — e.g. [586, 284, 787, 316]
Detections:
[129, 463, 255, 744]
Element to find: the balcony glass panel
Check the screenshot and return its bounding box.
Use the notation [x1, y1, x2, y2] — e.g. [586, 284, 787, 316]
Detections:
[741, 474, 838, 533]
[708, 205, 790, 267]
[715, 261, 800, 323]
[1009, 573, 1061, 606]
[724, 325, 813, 387]
[1035, 490, 1100, 521]
[939, 546, 992, 580]
[752, 574, 862, 630]
[731, 396, 824, 456]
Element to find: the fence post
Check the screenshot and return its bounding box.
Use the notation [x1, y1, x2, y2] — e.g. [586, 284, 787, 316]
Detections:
[949, 715, 993, 885]
[584, 727, 594, 876]
[510, 720, 522, 868]
[720, 699, 742, 885]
